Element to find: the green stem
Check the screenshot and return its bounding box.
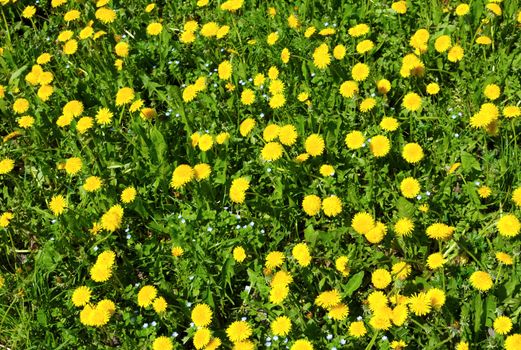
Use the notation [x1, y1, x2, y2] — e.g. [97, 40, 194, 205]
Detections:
[458, 240, 486, 270]
[364, 331, 379, 350]
[1, 8, 12, 50]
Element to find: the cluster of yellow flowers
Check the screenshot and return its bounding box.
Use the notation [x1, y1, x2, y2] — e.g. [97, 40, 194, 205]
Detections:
[170, 163, 212, 189]
[89, 250, 116, 283]
[137, 285, 168, 314]
[1, 0, 521, 348]
[189, 304, 221, 349]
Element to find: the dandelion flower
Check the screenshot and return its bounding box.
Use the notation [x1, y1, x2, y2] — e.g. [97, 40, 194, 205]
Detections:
[329, 303, 349, 320]
[147, 22, 163, 36]
[152, 336, 173, 350]
[402, 92, 422, 112]
[240, 118, 256, 137]
[352, 212, 374, 234]
[426, 288, 446, 309]
[72, 286, 92, 307]
[218, 60, 233, 80]
[345, 131, 365, 149]
[115, 87, 134, 106]
[469, 271, 493, 291]
[349, 321, 367, 337]
[190, 304, 212, 328]
[137, 285, 157, 307]
[495, 252, 513, 265]
[302, 195, 321, 216]
[400, 177, 421, 198]
[392, 1, 407, 14]
[229, 177, 250, 204]
[448, 45, 464, 62]
[493, 316, 512, 335]
[315, 290, 341, 309]
[153, 296, 168, 314]
[392, 262, 411, 280]
[369, 135, 391, 157]
[484, 84, 500, 100]
[100, 205, 123, 232]
[265, 251, 285, 269]
[394, 218, 414, 237]
[505, 334, 521, 350]
[65, 157, 82, 175]
[427, 253, 446, 270]
[49, 195, 67, 216]
[426, 223, 454, 240]
[226, 321, 252, 343]
[313, 43, 330, 69]
[171, 164, 194, 189]
[408, 292, 431, 316]
[292, 243, 311, 267]
[380, 117, 399, 131]
[13, 98, 30, 114]
[271, 316, 291, 336]
[402, 143, 424, 163]
[305, 134, 325, 157]
[335, 256, 350, 276]
[352, 63, 370, 81]
[120, 187, 137, 203]
[359, 97, 376, 112]
[90, 264, 112, 283]
[0, 158, 14, 174]
[233, 246, 246, 262]
[83, 176, 102, 192]
[339, 81, 359, 98]
[497, 214, 520, 237]
[372, 269, 392, 289]
[322, 195, 342, 217]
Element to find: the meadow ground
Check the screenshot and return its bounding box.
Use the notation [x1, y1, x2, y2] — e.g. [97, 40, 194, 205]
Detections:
[0, 0, 521, 349]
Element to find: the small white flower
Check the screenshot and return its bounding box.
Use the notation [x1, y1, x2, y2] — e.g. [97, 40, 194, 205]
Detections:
[143, 323, 149, 328]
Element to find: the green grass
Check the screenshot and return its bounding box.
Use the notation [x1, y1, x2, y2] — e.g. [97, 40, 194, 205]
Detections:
[0, 0, 520, 349]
